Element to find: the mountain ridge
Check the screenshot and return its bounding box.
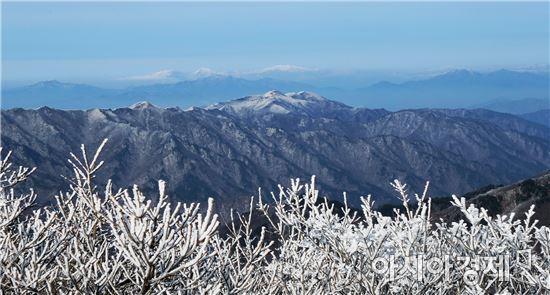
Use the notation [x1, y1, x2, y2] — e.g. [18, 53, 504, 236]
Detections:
[206, 90, 351, 117]
[2, 92, 549, 214]
[356, 69, 549, 109]
[3, 69, 548, 111]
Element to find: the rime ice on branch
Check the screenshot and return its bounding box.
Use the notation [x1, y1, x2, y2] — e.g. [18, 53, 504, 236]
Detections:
[0, 141, 549, 294]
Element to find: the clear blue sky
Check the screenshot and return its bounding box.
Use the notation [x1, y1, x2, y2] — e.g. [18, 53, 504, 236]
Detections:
[2, 2, 549, 82]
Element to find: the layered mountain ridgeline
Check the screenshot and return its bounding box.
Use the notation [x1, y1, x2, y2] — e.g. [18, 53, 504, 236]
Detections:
[1, 91, 549, 212]
[520, 109, 550, 128]
[356, 69, 549, 109]
[3, 69, 548, 111]
[1, 78, 316, 110]
[475, 97, 549, 115]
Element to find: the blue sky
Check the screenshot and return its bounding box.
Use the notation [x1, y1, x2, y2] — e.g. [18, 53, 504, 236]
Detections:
[2, 2, 549, 84]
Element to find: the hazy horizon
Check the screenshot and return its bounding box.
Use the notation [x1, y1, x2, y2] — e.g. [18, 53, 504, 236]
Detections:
[3, 2, 549, 85]
[3, 65, 550, 90]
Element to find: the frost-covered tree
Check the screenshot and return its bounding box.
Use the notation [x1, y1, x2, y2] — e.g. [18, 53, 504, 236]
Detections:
[0, 140, 549, 294]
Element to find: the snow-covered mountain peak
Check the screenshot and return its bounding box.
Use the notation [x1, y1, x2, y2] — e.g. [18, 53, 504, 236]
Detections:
[122, 69, 187, 82]
[129, 101, 159, 110]
[206, 90, 350, 116]
[192, 67, 218, 78]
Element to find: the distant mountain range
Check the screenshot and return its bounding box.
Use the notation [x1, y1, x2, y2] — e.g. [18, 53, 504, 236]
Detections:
[519, 109, 550, 128]
[1, 77, 319, 109]
[2, 69, 548, 111]
[2, 91, 549, 213]
[357, 69, 549, 109]
[473, 97, 549, 114]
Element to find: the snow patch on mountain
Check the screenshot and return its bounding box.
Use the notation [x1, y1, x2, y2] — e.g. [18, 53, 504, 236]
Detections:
[129, 101, 159, 110]
[122, 70, 187, 81]
[87, 108, 107, 122]
[190, 67, 227, 79]
[258, 65, 315, 73]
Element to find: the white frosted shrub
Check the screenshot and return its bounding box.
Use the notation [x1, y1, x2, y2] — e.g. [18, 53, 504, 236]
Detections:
[0, 141, 549, 294]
